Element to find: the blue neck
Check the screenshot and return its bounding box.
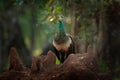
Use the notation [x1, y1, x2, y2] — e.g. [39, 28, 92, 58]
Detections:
[58, 21, 65, 34]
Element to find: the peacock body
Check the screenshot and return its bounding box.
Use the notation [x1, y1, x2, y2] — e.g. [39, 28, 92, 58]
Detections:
[53, 20, 72, 51]
[41, 17, 75, 63]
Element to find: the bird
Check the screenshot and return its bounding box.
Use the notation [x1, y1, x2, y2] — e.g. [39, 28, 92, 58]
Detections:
[41, 16, 75, 63]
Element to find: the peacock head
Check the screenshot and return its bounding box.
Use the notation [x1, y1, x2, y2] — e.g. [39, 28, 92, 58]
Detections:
[58, 15, 64, 21]
[57, 15, 65, 34]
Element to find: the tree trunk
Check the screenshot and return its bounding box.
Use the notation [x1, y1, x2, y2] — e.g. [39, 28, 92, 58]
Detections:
[106, 1, 120, 77]
[0, 9, 32, 74]
[30, 5, 37, 54]
[71, 5, 83, 53]
[92, 0, 120, 78]
[0, 19, 4, 73]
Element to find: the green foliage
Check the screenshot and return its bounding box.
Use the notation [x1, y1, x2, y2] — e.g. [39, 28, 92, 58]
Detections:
[19, 8, 32, 49]
[99, 60, 109, 72]
[77, 15, 94, 43]
[0, 0, 4, 10]
[2, 0, 116, 54]
[56, 57, 60, 65]
[17, 0, 117, 54]
[113, 77, 120, 80]
[31, 0, 49, 8]
[16, 0, 23, 5]
[54, 6, 63, 14]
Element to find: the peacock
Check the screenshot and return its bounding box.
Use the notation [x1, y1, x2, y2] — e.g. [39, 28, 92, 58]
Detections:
[41, 16, 75, 63]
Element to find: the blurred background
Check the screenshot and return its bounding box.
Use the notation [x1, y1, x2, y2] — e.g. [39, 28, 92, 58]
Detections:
[0, 0, 120, 79]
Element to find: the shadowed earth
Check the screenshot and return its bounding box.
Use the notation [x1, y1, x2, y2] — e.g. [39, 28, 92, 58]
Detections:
[0, 47, 111, 80]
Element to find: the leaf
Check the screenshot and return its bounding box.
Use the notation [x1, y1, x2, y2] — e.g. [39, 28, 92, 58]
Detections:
[56, 57, 60, 65]
[55, 6, 63, 14]
[16, 0, 23, 5]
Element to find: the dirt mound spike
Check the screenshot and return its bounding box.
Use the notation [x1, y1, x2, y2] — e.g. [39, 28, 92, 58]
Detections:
[9, 47, 26, 71]
[43, 51, 56, 67]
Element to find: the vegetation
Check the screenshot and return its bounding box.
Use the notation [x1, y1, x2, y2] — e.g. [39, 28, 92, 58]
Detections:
[0, 0, 120, 79]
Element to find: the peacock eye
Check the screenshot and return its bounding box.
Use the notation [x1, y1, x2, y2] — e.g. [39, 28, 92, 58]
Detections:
[61, 16, 63, 18]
